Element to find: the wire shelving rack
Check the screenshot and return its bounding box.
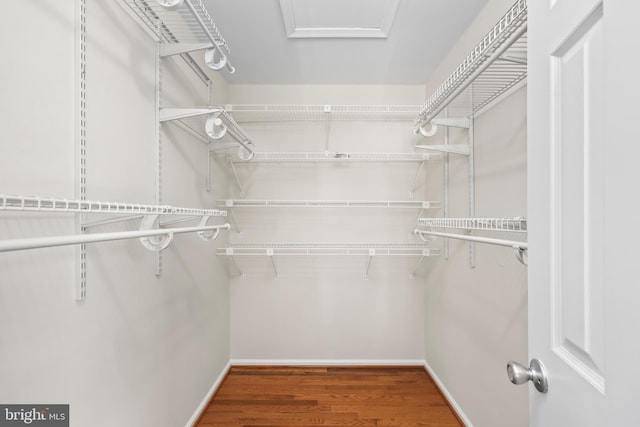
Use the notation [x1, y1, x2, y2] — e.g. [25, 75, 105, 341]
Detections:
[219, 200, 439, 209]
[217, 243, 440, 279]
[0, 193, 229, 253]
[414, 0, 527, 132]
[414, 216, 528, 265]
[1, 194, 225, 217]
[417, 217, 527, 232]
[221, 151, 438, 163]
[225, 105, 422, 123]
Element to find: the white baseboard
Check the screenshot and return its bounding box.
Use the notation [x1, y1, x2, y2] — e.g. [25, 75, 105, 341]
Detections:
[185, 360, 231, 427]
[230, 358, 426, 366]
[423, 360, 473, 427]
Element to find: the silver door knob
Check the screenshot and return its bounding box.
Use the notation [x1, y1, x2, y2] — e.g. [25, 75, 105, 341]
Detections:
[506, 359, 548, 393]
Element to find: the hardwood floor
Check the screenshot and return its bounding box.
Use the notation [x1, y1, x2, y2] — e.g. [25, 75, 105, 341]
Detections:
[196, 366, 463, 426]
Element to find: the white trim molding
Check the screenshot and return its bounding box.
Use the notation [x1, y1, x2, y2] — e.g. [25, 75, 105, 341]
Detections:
[231, 358, 425, 366]
[423, 360, 474, 427]
[279, 0, 400, 39]
[185, 361, 232, 427]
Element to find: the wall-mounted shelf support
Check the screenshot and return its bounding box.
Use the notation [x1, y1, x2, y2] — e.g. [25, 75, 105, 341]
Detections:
[324, 106, 332, 151]
[160, 107, 256, 160]
[223, 248, 245, 279]
[228, 161, 247, 197]
[410, 249, 434, 279]
[410, 161, 425, 197]
[75, 0, 87, 300]
[414, 144, 470, 156]
[432, 118, 470, 129]
[498, 53, 527, 65]
[160, 107, 216, 121]
[267, 248, 279, 279]
[415, 117, 470, 138]
[365, 248, 375, 280]
[225, 207, 242, 236]
[468, 118, 476, 267]
[159, 42, 213, 57]
[415, 114, 473, 157]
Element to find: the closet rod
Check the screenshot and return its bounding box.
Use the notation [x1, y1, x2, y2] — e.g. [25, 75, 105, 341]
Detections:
[413, 229, 527, 250]
[0, 224, 230, 253]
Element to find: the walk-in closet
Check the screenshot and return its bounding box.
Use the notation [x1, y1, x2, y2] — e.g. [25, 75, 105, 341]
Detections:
[2, 0, 640, 426]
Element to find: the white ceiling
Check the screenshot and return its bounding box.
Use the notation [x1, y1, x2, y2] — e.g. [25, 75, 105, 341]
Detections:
[203, 0, 488, 85]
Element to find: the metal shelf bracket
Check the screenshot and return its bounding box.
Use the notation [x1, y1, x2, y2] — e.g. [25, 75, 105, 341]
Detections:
[365, 248, 375, 280]
[415, 118, 470, 138]
[159, 42, 213, 57]
[410, 249, 433, 279]
[223, 248, 245, 279]
[267, 248, 279, 279]
[414, 144, 470, 156]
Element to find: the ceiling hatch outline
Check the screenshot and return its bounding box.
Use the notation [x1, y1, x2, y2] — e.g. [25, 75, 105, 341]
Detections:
[279, 0, 400, 39]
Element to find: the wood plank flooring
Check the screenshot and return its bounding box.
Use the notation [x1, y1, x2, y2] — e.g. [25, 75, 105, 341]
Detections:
[196, 366, 463, 426]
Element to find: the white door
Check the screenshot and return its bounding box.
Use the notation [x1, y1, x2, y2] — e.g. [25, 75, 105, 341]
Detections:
[528, 0, 640, 425]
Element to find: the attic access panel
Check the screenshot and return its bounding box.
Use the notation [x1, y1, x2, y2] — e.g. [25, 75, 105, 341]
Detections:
[279, 0, 400, 38]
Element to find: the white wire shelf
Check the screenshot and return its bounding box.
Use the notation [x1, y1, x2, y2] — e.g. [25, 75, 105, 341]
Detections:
[225, 105, 422, 123]
[415, 0, 527, 130]
[122, 0, 234, 73]
[417, 217, 527, 232]
[218, 243, 439, 279]
[217, 243, 439, 257]
[221, 152, 437, 197]
[221, 151, 439, 163]
[160, 107, 255, 159]
[0, 194, 226, 217]
[219, 200, 440, 209]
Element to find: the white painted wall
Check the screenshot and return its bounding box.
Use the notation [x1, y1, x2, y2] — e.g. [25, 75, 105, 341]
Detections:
[227, 85, 432, 362]
[0, 1, 527, 425]
[0, 1, 230, 426]
[422, 1, 528, 426]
